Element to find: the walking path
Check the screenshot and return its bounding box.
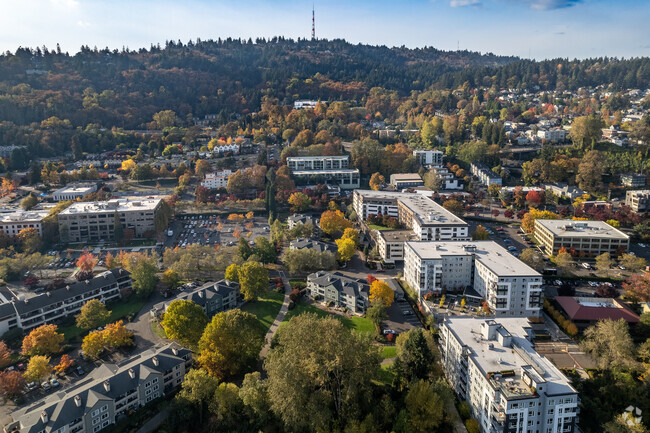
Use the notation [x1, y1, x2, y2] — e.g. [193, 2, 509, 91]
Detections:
[135, 409, 169, 433]
[259, 272, 291, 360]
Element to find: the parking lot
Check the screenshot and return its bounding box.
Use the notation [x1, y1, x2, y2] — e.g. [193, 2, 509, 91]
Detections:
[166, 215, 270, 249]
[382, 297, 421, 335]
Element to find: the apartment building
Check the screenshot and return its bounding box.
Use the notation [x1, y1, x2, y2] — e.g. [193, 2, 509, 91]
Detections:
[397, 194, 470, 241]
[58, 198, 166, 243]
[151, 280, 239, 320]
[471, 163, 502, 186]
[536, 128, 567, 142]
[620, 173, 646, 188]
[289, 238, 336, 254]
[439, 317, 578, 433]
[625, 189, 650, 213]
[287, 155, 349, 171]
[352, 190, 404, 220]
[534, 220, 630, 256]
[543, 184, 586, 201]
[430, 166, 463, 190]
[0, 210, 49, 237]
[291, 169, 360, 189]
[306, 271, 369, 313]
[389, 173, 424, 189]
[404, 241, 543, 317]
[5, 343, 192, 433]
[413, 149, 443, 166]
[375, 230, 418, 263]
[201, 170, 232, 189]
[52, 183, 98, 201]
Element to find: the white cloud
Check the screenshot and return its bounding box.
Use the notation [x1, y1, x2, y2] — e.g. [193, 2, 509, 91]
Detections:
[450, 0, 481, 6]
[77, 20, 91, 28]
[50, 0, 80, 7]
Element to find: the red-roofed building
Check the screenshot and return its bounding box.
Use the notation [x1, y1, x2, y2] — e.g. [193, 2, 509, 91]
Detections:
[554, 296, 639, 329]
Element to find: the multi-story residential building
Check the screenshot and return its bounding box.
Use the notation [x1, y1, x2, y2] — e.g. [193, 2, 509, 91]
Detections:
[534, 220, 630, 256]
[626, 189, 650, 213]
[430, 166, 463, 190]
[471, 163, 502, 186]
[0, 210, 49, 237]
[293, 100, 320, 109]
[439, 317, 579, 433]
[413, 149, 444, 166]
[287, 155, 349, 171]
[291, 169, 360, 189]
[352, 190, 404, 221]
[212, 143, 239, 155]
[4, 343, 192, 433]
[0, 287, 19, 335]
[0, 269, 131, 333]
[389, 173, 424, 189]
[58, 198, 166, 243]
[306, 271, 369, 313]
[289, 238, 336, 254]
[397, 195, 470, 241]
[536, 128, 567, 142]
[543, 184, 586, 201]
[151, 280, 239, 319]
[201, 170, 232, 189]
[375, 230, 418, 263]
[52, 183, 99, 201]
[403, 241, 543, 317]
[620, 173, 647, 188]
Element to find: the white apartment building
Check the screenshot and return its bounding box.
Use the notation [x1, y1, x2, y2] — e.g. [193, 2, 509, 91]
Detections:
[292, 169, 360, 189]
[352, 190, 404, 220]
[625, 189, 650, 213]
[430, 167, 463, 190]
[52, 183, 98, 201]
[440, 317, 578, 433]
[404, 241, 543, 317]
[287, 155, 349, 171]
[212, 143, 239, 155]
[413, 149, 444, 166]
[0, 210, 50, 237]
[58, 198, 166, 243]
[536, 128, 567, 142]
[471, 163, 502, 186]
[397, 194, 470, 241]
[375, 230, 418, 263]
[201, 170, 232, 189]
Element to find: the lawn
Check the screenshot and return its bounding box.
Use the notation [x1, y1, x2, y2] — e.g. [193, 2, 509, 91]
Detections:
[373, 364, 396, 386]
[241, 290, 285, 332]
[381, 346, 397, 359]
[367, 224, 391, 231]
[282, 301, 375, 334]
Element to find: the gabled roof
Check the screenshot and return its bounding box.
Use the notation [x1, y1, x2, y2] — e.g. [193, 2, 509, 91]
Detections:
[289, 238, 336, 254]
[554, 296, 639, 323]
[307, 271, 369, 300]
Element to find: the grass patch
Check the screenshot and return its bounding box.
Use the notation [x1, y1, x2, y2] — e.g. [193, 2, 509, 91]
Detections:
[283, 301, 375, 334]
[367, 224, 391, 231]
[381, 346, 397, 359]
[241, 290, 285, 332]
[151, 321, 167, 339]
[373, 364, 396, 386]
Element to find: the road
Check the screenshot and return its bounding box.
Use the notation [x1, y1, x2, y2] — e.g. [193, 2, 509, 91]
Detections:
[126, 292, 166, 349]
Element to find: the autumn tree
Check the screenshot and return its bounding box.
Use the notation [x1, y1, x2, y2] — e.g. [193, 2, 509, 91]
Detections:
[198, 310, 265, 380]
[521, 208, 559, 233]
[595, 252, 613, 272]
[24, 355, 51, 382]
[623, 273, 650, 303]
[554, 250, 574, 272]
[370, 280, 395, 307]
[162, 300, 209, 349]
[102, 321, 133, 349]
[287, 192, 311, 212]
[519, 248, 544, 270]
[176, 368, 219, 424]
[576, 150, 605, 193]
[581, 319, 636, 370]
[341, 228, 360, 245]
[369, 172, 385, 191]
[0, 341, 10, 366]
[0, 370, 25, 397]
[194, 159, 211, 178]
[22, 324, 64, 356]
[76, 252, 98, 273]
[525, 190, 543, 208]
[225, 264, 240, 282]
[569, 114, 604, 150]
[619, 253, 647, 272]
[442, 199, 464, 217]
[238, 261, 269, 301]
[335, 238, 357, 262]
[472, 225, 489, 240]
[319, 210, 352, 235]
[54, 354, 74, 374]
[81, 331, 105, 360]
[76, 299, 111, 330]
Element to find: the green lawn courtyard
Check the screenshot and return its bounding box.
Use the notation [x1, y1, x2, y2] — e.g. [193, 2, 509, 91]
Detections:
[282, 300, 375, 334]
[241, 290, 285, 332]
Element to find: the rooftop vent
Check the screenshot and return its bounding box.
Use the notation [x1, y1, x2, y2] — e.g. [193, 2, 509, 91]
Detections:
[152, 356, 159, 367]
[46, 292, 51, 297]
[172, 347, 179, 356]
[103, 381, 110, 392]
[74, 395, 82, 407]
[40, 411, 48, 423]
[128, 368, 135, 379]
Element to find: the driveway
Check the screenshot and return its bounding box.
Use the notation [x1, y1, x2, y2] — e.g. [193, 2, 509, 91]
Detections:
[126, 292, 167, 349]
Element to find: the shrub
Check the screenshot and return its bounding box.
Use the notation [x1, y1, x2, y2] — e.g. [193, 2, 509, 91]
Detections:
[458, 401, 472, 421]
[465, 418, 480, 433]
[289, 289, 301, 303]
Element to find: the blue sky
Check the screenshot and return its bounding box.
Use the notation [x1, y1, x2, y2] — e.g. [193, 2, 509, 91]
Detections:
[1, 0, 649, 60]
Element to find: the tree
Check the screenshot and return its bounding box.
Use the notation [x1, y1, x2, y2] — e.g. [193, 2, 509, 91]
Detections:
[0, 341, 10, 367]
[521, 208, 559, 233]
[17, 228, 40, 254]
[20, 194, 38, 211]
[442, 199, 464, 217]
[162, 300, 209, 349]
[76, 252, 98, 273]
[595, 252, 613, 272]
[366, 301, 387, 332]
[465, 418, 481, 433]
[569, 115, 604, 150]
[121, 159, 136, 172]
[423, 170, 442, 192]
[21, 324, 64, 356]
[320, 210, 352, 236]
[24, 355, 51, 382]
[127, 253, 159, 297]
[162, 269, 180, 287]
[264, 313, 380, 432]
[369, 172, 385, 191]
[198, 310, 265, 380]
[194, 159, 211, 177]
[81, 331, 105, 360]
[287, 192, 311, 212]
[238, 237, 254, 261]
[395, 329, 439, 383]
[488, 183, 501, 197]
[623, 273, 650, 303]
[153, 109, 177, 129]
[370, 280, 395, 307]
[336, 238, 357, 262]
[0, 370, 25, 397]
[581, 319, 636, 370]
[472, 225, 489, 240]
[576, 150, 605, 193]
[620, 253, 647, 272]
[225, 263, 240, 282]
[75, 299, 111, 330]
[519, 248, 544, 270]
[554, 250, 574, 271]
[54, 354, 74, 374]
[525, 190, 543, 207]
[239, 261, 269, 301]
[595, 284, 618, 298]
[239, 372, 271, 424]
[102, 321, 133, 349]
[403, 380, 444, 433]
[177, 368, 219, 424]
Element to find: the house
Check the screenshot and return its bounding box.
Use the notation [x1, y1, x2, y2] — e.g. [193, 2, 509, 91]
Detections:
[201, 170, 232, 189]
[620, 173, 647, 188]
[306, 271, 369, 313]
[543, 183, 586, 201]
[554, 296, 639, 329]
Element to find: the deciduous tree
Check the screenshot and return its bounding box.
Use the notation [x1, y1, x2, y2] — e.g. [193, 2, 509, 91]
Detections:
[239, 261, 269, 301]
[0, 370, 25, 397]
[177, 368, 219, 424]
[22, 324, 64, 356]
[369, 172, 385, 191]
[54, 354, 74, 374]
[442, 199, 464, 217]
[623, 273, 650, 303]
[81, 331, 105, 360]
[75, 299, 111, 330]
[472, 225, 489, 240]
[370, 280, 395, 307]
[102, 321, 133, 349]
[225, 264, 240, 282]
[287, 192, 311, 212]
[24, 355, 51, 382]
[162, 300, 209, 349]
[395, 329, 438, 383]
[335, 238, 357, 262]
[403, 380, 444, 433]
[319, 210, 352, 235]
[595, 252, 613, 272]
[581, 319, 636, 370]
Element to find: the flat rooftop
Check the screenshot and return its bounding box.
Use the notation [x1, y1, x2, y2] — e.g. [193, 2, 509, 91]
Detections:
[287, 155, 348, 160]
[398, 195, 467, 226]
[59, 198, 161, 215]
[53, 184, 96, 194]
[0, 209, 50, 223]
[405, 241, 540, 277]
[354, 190, 408, 200]
[535, 219, 629, 240]
[391, 173, 423, 182]
[292, 169, 359, 175]
[445, 317, 575, 397]
[377, 229, 419, 242]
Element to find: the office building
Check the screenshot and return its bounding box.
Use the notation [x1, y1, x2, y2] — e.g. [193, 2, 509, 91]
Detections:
[439, 317, 578, 433]
[413, 149, 443, 166]
[306, 271, 369, 313]
[151, 280, 239, 320]
[471, 163, 502, 186]
[58, 198, 166, 243]
[5, 343, 192, 433]
[0, 210, 49, 237]
[52, 184, 98, 201]
[404, 241, 543, 317]
[291, 169, 360, 189]
[287, 155, 349, 171]
[625, 189, 650, 213]
[389, 173, 424, 189]
[534, 220, 630, 256]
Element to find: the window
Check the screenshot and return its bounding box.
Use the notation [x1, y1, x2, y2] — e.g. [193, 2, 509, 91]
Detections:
[152, 378, 158, 384]
[93, 426, 101, 433]
[93, 418, 100, 426]
[102, 421, 110, 428]
[101, 405, 108, 412]
[92, 409, 100, 417]
[101, 413, 109, 420]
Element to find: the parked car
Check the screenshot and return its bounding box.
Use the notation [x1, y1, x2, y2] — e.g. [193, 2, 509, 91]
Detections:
[41, 382, 51, 391]
[50, 378, 60, 388]
[382, 329, 395, 335]
[76, 366, 85, 375]
[26, 381, 37, 391]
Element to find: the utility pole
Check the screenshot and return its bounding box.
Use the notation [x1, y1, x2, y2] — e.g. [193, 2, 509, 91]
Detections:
[312, 4, 316, 40]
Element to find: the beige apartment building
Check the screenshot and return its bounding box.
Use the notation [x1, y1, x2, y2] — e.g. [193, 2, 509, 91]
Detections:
[625, 189, 650, 213]
[534, 219, 629, 256]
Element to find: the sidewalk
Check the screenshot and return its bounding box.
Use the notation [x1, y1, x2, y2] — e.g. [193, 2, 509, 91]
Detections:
[258, 272, 291, 360]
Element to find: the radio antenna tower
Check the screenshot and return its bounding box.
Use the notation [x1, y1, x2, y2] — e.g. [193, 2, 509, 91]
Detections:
[312, 4, 316, 40]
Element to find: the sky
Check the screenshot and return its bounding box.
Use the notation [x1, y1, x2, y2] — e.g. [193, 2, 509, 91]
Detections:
[1, 0, 649, 60]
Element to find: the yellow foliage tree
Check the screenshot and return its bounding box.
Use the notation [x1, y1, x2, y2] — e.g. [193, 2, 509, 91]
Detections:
[335, 238, 357, 262]
[81, 331, 105, 360]
[121, 159, 136, 171]
[21, 324, 64, 356]
[341, 228, 360, 246]
[521, 208, 559, 233]
[369, 280, 395, 307]
[320, 210, 352, 235]
[24, 355, 51, 382]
